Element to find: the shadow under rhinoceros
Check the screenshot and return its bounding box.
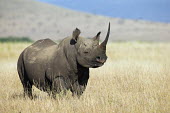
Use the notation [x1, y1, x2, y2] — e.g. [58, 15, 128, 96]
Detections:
[10, 93, 44, 100]
[10, 91, 70, 100]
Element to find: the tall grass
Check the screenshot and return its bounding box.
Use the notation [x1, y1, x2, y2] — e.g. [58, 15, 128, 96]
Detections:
[0, 42, 169, 113]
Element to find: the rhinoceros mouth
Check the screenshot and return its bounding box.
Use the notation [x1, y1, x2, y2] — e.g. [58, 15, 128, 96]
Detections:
[78, 57, 104, 68]
[92, 65, 100, 68]
[91, 64, 103, 68]
[90, 62, 104, 68]
[79, 62, 103, 68]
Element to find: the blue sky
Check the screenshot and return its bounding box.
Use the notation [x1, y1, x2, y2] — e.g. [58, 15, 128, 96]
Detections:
[37, 0, 170, 23]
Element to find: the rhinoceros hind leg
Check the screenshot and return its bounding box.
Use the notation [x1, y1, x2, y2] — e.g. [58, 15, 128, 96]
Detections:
[18, 53, 33, 99]
[17, 65, 33, 99]
[23, 81, 33, 99]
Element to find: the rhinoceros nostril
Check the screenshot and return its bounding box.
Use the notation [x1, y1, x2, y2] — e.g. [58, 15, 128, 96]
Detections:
[96, 56, 106, 63]
[96, 56, 101, 62]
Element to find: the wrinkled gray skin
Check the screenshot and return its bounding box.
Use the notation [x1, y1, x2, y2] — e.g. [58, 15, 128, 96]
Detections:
[17, 23, 110, 99]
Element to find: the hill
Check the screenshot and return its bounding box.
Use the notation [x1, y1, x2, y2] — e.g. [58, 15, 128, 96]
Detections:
[0, 0, 170, 41]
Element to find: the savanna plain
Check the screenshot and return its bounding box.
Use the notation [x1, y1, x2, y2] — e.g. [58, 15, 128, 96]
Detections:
[0, 42, 169, 113]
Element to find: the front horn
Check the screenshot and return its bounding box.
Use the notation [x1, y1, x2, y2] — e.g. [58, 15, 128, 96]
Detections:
[100, 22, 110, 50]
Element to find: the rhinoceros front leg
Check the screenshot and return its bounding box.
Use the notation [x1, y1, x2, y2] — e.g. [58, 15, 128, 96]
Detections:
[70, 81, 87, 97]
[70, 71, 89, 97]
[51, 77, 67, 99]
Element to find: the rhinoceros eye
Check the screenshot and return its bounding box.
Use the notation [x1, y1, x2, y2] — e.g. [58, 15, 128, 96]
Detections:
[84, 51, 89, 54]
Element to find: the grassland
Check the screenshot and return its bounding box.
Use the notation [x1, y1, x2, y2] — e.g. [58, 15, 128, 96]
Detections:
[0, 42, 169, 113]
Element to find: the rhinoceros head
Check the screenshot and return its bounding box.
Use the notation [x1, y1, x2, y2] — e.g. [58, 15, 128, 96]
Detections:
[72, 23, 110, 68]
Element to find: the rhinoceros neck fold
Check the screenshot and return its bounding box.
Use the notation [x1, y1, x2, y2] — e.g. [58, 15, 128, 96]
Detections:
[52, 37, 79, 82]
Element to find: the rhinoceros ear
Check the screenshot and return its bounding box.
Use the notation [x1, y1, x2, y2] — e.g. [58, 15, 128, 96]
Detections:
[72, 28, 81, 42]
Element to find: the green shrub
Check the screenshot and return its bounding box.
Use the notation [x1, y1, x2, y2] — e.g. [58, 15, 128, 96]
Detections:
[0, 36, 33, 43]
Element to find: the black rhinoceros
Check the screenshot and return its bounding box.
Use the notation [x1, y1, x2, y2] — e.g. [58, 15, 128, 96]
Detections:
[17, 23, 110, 99]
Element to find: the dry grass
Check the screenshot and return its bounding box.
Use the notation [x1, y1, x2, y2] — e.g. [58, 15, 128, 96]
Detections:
[0, 42, 169, 113]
